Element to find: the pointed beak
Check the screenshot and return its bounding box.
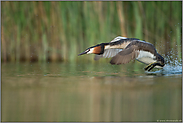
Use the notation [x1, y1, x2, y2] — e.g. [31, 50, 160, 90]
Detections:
[78, 51, 87, 56]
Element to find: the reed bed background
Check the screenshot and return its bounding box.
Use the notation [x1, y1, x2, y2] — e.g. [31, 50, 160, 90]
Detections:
[1, 1, 182, 63]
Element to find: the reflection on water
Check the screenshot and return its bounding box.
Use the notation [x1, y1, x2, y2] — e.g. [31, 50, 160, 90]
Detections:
[2, 62, 182, 122]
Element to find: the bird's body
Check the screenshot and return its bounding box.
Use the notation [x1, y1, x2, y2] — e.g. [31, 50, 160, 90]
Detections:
[78, 36, 165, 71]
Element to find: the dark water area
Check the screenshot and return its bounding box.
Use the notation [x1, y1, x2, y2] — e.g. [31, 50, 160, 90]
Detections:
[1, 61, 182, 122]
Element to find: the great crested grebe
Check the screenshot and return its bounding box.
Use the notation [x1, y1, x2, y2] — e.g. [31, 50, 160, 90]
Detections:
[78, 36, 165, 71]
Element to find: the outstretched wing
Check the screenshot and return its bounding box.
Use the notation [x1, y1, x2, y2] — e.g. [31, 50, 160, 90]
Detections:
[94, 49, 122, 60]
[110, 45, 139, 64]
[110, 41, 157, 65]
[94, 37, 140, 61]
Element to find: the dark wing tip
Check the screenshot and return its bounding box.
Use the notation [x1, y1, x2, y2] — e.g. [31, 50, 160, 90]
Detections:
[110, 60, 116, 65]
[110, 61, 121, 65]
[109, 55, 122, 65]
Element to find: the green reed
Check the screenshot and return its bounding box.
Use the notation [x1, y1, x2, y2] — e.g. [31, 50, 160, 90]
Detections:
[1, 1, 182, 63]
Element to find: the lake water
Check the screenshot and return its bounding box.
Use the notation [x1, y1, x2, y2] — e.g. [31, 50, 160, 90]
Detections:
[1, 61, 182, 122]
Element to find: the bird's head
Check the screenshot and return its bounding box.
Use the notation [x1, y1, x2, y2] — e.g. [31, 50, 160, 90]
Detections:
[156, 53, 165, 67]
[78, 44, 105, 56]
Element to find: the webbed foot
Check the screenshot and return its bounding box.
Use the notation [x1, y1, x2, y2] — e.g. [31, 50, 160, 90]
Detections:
[144, 62, 164, 71]
[144, 62, 156, 71]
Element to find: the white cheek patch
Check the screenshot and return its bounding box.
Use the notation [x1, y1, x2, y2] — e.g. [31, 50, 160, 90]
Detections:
[87, 48, 94, 54]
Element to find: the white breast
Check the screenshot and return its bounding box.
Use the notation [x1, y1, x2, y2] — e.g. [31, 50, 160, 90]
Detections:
[136, 50, 156, 64]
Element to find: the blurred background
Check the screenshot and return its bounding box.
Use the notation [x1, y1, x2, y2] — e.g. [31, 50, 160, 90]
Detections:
[1, 1, 182, 122]
[1, 1, 182, 63]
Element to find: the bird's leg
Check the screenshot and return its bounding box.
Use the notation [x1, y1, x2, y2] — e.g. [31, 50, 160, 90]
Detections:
[144, 62, 164, 71]
[147, 63, 157, 71]
[144, 62, 156, 71]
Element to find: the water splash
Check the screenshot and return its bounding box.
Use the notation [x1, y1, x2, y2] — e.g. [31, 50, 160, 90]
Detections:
[146, 50, 182, 76]
[162, 55, 182, 75]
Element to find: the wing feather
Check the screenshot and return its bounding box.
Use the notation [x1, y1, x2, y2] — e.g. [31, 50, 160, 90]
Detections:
[110, 41, 157, 65]
[94, 49, 122, 60]
[110, 45, 139, 65]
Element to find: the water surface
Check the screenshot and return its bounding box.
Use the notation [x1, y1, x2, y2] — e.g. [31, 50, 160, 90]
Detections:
[2, 61, 182, 122]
